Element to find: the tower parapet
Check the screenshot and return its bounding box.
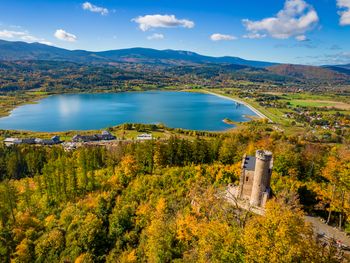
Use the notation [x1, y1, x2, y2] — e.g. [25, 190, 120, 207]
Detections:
[256, 150, 273, 162]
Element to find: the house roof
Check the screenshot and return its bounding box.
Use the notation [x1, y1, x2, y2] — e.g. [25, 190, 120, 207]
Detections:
[4, 138, 20, 142]
[243, 156, 256, 171]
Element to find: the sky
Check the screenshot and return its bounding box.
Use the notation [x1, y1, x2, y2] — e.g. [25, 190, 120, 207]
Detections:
[0, 0, 349, 65]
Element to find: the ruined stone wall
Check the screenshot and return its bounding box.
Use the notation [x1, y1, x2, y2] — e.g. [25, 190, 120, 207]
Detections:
[241, 170, 254, 199]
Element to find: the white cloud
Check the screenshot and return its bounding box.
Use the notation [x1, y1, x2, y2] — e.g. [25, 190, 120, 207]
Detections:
[242, 0, 319, 39]
[82, 2, 109, 16]
[337, 0, 350, 25]
[147, 33, 164, 40]
[39, 41, 54, 46]
[54, 29, 77, 42]
[0, 29, 48, 43]
[132, 14, 194, 31]
[21, 35, 40, 42]
[210, 33, 236, 41]
[305, 51, 350, 65]
[0, 30, 27, 38]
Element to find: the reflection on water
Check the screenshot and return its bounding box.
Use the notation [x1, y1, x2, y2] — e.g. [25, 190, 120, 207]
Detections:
[58, 96, 81, 117]
[0, 91, 258, 132]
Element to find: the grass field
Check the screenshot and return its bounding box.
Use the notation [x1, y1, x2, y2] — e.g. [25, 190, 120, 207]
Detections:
[288, 100, 350, 110]
[289, 100, 334, 108]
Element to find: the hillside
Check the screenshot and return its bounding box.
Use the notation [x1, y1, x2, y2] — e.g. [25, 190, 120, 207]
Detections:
[323, 65, 350, 76]
[0, 39, 276, 67]
[267, 64, 350, 82]
[329, 64, 350, 70]
[0, 40, 95, 62]
[0, 125, 349, 262]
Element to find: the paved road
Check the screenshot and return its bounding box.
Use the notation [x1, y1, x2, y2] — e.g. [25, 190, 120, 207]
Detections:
[305, 216, 350, 247]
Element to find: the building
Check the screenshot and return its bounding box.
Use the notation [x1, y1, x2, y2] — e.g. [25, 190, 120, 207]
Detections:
[236, 150, 273, 207]
[137, 133, 153, 140]
[4, 137, 35, 146]
[34, 136, 61, 145]
[51, 136, 61, 144]
[97, 130, 116, 141]
[4, 136, 60, 146]
[72, 134, 98, 143]
[72, 131, 116, 143]
[4, 138, 22, 146]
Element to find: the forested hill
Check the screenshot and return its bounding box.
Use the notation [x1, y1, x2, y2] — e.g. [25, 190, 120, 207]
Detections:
[0, 40, 350, 86]
[0, 39, 276, 67]
[0, 123, 349, 262]
[267, 64, 350, 82]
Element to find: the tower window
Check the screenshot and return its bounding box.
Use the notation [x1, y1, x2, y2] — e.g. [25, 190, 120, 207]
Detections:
[246, 177, 249, 182]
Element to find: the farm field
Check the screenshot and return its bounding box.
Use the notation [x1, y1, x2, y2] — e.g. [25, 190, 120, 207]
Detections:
[287, 99, 350, 110]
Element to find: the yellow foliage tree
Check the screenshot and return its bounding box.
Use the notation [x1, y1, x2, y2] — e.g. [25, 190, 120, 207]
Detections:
[243, 199, 331, 263]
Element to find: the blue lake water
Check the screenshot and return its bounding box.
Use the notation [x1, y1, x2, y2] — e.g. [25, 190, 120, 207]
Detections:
[0, 91, 258, 132]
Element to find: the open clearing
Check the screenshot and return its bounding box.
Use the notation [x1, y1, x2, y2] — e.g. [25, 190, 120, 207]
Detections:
[289, 100, 350, 110]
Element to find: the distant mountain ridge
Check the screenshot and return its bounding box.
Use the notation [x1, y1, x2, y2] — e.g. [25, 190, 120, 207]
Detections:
[0, 39, 277, 68]
[0, 40, 349, 83]
[322, 64, 350, 76]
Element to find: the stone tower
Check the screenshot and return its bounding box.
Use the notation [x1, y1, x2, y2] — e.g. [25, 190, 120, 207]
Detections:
[250, 150, 273, 206]
[237, 150, 273, 207]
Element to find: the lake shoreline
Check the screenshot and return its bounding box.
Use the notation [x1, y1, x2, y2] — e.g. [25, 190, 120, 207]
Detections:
[204, 90, 273, 122]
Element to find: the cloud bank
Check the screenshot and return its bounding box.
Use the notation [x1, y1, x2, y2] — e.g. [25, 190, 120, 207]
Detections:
[54, 29, 77, 42]
[132, 14, 194, 31]
[82, 2, 109, 16]
[0, 29, 51, 44]
[242, 0, 319, 40]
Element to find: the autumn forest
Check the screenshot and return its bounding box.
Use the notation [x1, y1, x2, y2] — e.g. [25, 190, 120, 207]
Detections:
[0, 121, 349, 262]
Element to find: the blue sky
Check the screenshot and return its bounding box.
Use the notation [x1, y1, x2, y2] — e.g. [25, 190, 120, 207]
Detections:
[0, 0, 349, 65]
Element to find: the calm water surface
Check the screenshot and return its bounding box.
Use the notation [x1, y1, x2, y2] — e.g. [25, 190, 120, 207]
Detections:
[0, 91, 257, 132]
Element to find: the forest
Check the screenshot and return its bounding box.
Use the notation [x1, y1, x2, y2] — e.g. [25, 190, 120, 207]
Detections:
[1, 60, 344, 94]
[0, 122, 349, 262]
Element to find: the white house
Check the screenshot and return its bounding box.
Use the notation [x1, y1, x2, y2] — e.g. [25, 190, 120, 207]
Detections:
[4, 138, 22, 146]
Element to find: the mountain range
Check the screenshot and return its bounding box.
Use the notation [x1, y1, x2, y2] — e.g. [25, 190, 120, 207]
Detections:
[0, 39, 276, 67]
[0, 39, 349, 81]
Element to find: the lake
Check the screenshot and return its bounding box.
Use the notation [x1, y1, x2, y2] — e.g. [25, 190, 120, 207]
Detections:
[0, 91, 258, 132]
